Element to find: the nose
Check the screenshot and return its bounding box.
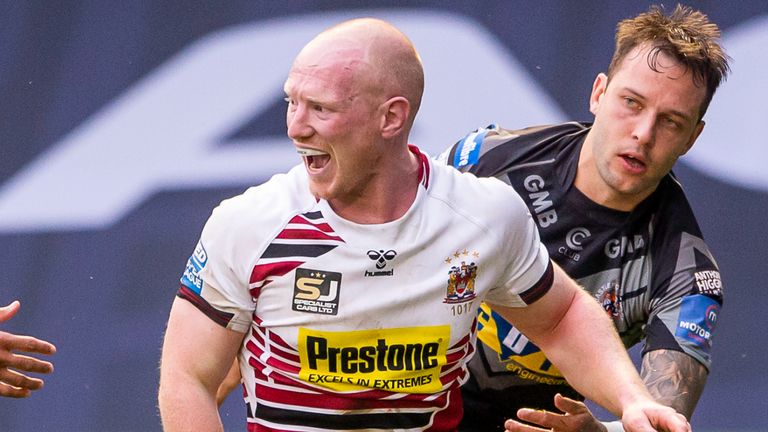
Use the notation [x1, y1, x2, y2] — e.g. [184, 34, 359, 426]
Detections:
[631, 113, 656, 148]
[286, 104, 313, 141]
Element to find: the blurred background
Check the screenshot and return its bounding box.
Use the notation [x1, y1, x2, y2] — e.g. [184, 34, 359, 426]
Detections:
[1, 1, 765, 430]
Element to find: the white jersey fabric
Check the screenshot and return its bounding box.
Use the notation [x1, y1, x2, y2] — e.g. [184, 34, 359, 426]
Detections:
[178, 146, 553, 431]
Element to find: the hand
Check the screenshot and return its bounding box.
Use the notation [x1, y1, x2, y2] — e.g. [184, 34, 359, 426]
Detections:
[621, 400, 691, 432]
[0, 300, 57, 398]
[504, 393, 607, 432]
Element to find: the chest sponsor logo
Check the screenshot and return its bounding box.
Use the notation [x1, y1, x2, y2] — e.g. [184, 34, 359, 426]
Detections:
[292, 268, 342, 315]
[365, 249, 397, 277]
[443, 249, 479, 304]
[604, 235, 645, 259]
[693, 270, 723, 297]
[522, 175, 558, 228]
[476, 303, 566, 384]
[298, 326, 449, 394]
[180, 241, 208, 294]
[675, 294, 720, 351]
[559, 227, 591, 262]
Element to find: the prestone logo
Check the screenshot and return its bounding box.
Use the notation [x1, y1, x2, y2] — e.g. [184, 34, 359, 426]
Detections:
[298, 326, 449, 393]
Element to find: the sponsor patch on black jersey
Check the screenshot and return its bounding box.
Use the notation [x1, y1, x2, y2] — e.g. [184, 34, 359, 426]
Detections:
[693, 270, 723, 297]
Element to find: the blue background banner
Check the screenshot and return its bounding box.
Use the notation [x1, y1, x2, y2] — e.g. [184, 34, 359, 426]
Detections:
[1, 1, 766, 430]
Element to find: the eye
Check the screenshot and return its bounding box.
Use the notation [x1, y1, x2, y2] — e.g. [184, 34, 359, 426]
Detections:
[623, 97, 640, 110]
[663, 117, 681, 129]
[311, 103, 325, 113]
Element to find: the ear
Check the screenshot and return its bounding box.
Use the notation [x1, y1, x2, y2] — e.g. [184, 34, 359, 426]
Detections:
[380, 96, 410, 139]
[589, 73, 608, 116]
[681, 120, 705, 155]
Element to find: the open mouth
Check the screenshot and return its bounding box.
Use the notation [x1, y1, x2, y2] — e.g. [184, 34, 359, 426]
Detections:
[297, 147, 330, 170]
[621, 154, 646, 170]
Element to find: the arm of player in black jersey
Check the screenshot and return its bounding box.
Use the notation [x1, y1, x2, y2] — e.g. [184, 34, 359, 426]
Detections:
[641, 350, 708, 419]
[159, 297, 245, 432]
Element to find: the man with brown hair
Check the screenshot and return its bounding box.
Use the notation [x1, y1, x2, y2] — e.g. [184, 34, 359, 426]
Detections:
[441, 4, 729, 431]
[159, 17, 691, 432]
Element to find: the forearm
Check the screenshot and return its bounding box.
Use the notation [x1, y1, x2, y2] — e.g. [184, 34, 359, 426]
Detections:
[159, 371, 223, 432]
[641, 350, 708, 419]
[535, 289, 651, 416]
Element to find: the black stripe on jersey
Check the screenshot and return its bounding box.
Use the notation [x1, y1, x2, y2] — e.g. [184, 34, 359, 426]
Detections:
[261, 243, 338, 259]
[302, 211, 323, 220]
[176, 285, 234, 328]
[520, 261, 554, 305]
[254, 405, 432, 430]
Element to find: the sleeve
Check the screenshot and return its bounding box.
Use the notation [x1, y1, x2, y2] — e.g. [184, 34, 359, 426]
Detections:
[482, 179, 554, 307]
[644, 222, 724, 370]
[436, 124, 497, 171]
[177, 195, 262, 333]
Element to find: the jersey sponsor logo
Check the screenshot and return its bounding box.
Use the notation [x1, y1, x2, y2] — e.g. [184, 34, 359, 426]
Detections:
[693, 270, 723, 297]
[292, 268, 342, 315]
[298, 326, 449, 393]
[476, 303, 566, 384]
[452, 128, 487, 168]
[559, 227, 591, 262]
[180, 241, 208, 294]
[522, 175, 558, 228]
[604, 234, 645, 259]
[443, 249, 480, 304]
[675, 294, 720, 350]
[364, 249, 397, 277]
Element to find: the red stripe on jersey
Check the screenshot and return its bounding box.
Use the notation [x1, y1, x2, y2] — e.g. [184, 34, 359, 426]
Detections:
[254, 383, 450, 411]
[287, 214, 336, 234]
[246, 340, 301, 373]
[276, 228, 343, 241]
[427, 388, 462, 432]
[251, 326, 299, 354]
[250, 260, 304, 285]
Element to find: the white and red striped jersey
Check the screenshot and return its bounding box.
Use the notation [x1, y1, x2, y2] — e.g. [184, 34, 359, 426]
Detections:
[178, 146, 552, 431]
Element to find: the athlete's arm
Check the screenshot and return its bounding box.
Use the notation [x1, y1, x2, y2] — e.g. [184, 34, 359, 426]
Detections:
[159, 297, 244, 432]
[491, 264, 690, 432]
[216, 358, 242, 407]
[641, 349, 708, 419]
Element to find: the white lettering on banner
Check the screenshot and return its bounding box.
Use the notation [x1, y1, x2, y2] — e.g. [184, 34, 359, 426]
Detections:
[0, 11, 565, 233]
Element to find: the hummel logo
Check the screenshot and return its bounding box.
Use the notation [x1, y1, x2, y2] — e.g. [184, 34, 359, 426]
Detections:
[367, 249, 397, 269]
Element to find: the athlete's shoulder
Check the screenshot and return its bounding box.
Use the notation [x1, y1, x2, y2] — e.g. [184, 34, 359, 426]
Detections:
[206, 164, 314, 235]
[438, 122, 589, 177]
[428, 157, 530, 229]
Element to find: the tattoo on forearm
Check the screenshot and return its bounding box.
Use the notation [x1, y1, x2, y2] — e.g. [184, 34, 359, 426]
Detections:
[641, 350, 708, 419]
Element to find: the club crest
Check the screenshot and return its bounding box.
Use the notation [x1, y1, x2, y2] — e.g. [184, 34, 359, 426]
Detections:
[443, 249, 479, 303]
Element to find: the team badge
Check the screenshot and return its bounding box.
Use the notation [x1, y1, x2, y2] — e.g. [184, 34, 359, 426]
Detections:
[443, 249, 479, 303]
[596, 280, 622, 318]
